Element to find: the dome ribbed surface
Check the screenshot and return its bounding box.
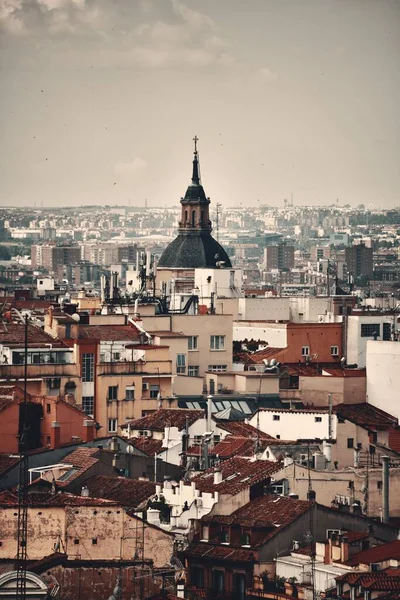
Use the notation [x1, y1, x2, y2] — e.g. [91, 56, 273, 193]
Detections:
[158, 233, 232, 268]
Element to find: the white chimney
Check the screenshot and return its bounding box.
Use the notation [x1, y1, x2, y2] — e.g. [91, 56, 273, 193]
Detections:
[147, 508, 160, 526]
[81, 486, 89, 497]
[214, 468, 222, 485]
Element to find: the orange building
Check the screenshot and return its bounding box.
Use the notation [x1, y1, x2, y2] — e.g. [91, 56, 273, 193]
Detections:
[0, 384, 96, 453]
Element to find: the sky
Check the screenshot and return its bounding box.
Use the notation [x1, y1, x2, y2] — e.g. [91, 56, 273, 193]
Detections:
[0, 0, 399, 209]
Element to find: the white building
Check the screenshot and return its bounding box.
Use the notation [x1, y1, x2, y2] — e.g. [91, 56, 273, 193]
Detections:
[346, 314, 394, 368]
[366, 339, 400, 419]
[248, 408, 337, 441]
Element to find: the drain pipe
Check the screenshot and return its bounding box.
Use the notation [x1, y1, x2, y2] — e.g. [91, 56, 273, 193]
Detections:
[382, 456, 390, 524]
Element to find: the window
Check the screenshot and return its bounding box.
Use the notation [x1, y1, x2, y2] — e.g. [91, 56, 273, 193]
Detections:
[108, 418, 118, 433]
[361, 323, 380, 338]
[315, 416, 322, 423]
[82, 396, 94, 416]
[383, 323, 391, 341]
[188, 336, 198, 351]
[212, 570, 225, 593]
[74, 539, 79, 545]
[273, 415, 280, 421]
[112, 352, 121, 361]
[107, 386, 118, 401]
[125, 386, 135, 401]
[233, 573, 246, 600]
[188, 366, 200, 377]
[210, 335, 225, 350]
[331, 346, 339, 356]
[82, 353, 94, 382]
[347, 438, 354, 448]
[240, 532, 250, 546]
[220, 529, 229, 543]
[46, 403, 51, 414]
[377, 480, 382, 490]
[92, 538, 98, 545]
[301, 346, 310, 356]
[208, 365, 227, 372]
[201, 525, 209, 541]
[150, 384, 159, 399]
[191, 566, 204, 589]
[176, 353, 186, 374]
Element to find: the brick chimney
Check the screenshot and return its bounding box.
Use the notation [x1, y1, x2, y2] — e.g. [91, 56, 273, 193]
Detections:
[51, 421, 60, 449]
[83, 420, 96, 443]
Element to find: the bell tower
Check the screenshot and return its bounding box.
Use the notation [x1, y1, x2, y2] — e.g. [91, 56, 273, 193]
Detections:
[178, 136, 212, 233]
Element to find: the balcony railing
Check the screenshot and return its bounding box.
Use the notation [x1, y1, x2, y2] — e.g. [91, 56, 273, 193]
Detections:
[0, 363, 79, 379]
[97, 361, 172, 376]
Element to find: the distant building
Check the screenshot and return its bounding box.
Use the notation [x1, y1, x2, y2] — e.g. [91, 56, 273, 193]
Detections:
[345, 244, 373, 280]
[31, 243, 81, 272]
[264, 244, 294, 271]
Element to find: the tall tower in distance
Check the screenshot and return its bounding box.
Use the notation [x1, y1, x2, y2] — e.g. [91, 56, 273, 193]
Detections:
[158, 137, 231, 269]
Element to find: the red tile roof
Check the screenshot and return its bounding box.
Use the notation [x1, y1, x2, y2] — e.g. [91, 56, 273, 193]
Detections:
[389, 428, 400, 453]
[345, 541, 400, 566]
[334, 404, 398, 431]
[216, 421, 275, 439]
[83, 475, 155, 508]
[202, 494, 311, 535]
[0, 454, 18, 475]
[192, 457, 281, 495]
[0, 324, 67, 347]
[61, 447, 99, 468]
[337, 570, 400, 592]
[246, 347, 287, 364]
[78, 324, 142, 341]
[126, 409, 205, 432]
[184, 542, 255, 562]
[213, 436, 271, 459]
[0, 490, 116, 507]
[130, 437, 163, 456]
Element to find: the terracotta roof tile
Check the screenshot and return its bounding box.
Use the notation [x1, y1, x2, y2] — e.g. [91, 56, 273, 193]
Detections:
[345, 541, 400, 566]
[0, 324, 67, 347]
[185, 542, 255, 562]
[126, 409, 205, 432]
[78, 324, 142, 341]
[213, 436, 271, 459]
[334, 404, 398, 431]
[0, 490, 116, 507]
[130, 437, 163, 456]
[192, 457, 281, 495]
[0, 454, 19, 475]
[216, 421, 275, 439]
[83, 475, 155, 508]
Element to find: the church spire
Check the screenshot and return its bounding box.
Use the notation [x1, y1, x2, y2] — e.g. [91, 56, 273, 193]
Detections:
[191, 135, 200, 184]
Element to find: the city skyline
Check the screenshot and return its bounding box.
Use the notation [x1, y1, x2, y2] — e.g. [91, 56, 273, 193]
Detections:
[1, 0, 400, 208]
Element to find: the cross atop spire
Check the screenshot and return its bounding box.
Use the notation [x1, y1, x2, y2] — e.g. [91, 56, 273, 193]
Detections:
[193, 135, 199, 154]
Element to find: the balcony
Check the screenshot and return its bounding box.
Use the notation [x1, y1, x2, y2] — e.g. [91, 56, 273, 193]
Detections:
[0, 363, 79, 379]
[98, 361, 172, 377]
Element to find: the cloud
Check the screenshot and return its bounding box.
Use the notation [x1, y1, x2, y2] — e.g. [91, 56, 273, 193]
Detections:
[114, 157, 148, 175]
[259, 67, 278, 80]
[0, 0, 235, 69]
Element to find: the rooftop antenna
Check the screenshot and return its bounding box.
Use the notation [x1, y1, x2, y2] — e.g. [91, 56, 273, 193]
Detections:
[216, 203, 222, 242]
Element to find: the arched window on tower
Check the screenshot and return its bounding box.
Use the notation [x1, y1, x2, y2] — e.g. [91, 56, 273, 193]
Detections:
[191, 210, 196, 227]
[184, 210, 188, 224]
[201, 210, 204, 225]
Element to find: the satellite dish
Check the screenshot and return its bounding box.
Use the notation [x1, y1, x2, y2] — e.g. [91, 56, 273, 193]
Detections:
[126, 445, 135, 454]
[71, 313, 80, 322]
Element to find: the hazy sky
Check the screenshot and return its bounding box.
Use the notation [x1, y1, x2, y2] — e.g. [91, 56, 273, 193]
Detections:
[1, 0, 399, 208]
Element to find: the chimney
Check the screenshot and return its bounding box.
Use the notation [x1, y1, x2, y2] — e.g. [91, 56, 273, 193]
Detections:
[214, 468, 222, 485]
[50, 421, 61, 449]
[81, 486, 89, 497]
[340, 535, 349, 563]
[112, 453, 120, 469]
[110, 436, 120, 453]
[307, 489, 316, 502]
[382, 455, 390, 523]
[83, 420, 95, 443]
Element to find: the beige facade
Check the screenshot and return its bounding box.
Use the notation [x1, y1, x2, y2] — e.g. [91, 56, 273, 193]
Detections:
[142, 313, 233, 379]
[280, 374, 366, 406]
[272, 463, 400, 517]
[0, 502, 174, 567]
[205, 371, 280, 395]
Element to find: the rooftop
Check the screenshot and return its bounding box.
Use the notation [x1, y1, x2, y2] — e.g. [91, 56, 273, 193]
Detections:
[78, 324, 142, 341]
[83, 475, 155, 508]
[345, 541, 400, 566]
[0, 489, 116, 507]
[334, 403, 398, 431]
[125, 408, 205, 432]
[129, 437, 164, 456]
[0, 323, 67, 348]
[192, 457, 281, 495]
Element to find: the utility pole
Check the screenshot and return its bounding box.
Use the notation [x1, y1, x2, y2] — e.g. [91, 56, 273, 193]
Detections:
[16, 314, 29, 599]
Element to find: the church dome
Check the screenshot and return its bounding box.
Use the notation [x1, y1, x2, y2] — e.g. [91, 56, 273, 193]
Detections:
[158, 136, 232, 269]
